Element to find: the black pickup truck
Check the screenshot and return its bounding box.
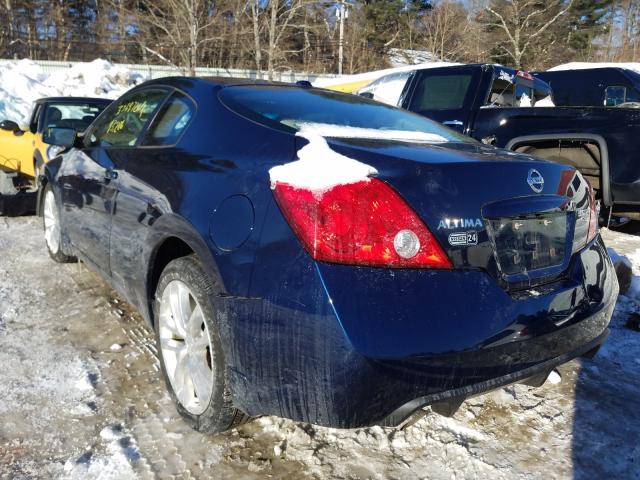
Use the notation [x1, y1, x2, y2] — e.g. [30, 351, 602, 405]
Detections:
[381, 64, 640, 220]
[534, 67, 640, 107]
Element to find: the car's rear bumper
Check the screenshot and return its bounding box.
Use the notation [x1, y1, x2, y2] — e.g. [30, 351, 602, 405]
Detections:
[380, 329, 608, 427]
[221, 235, 618, 428]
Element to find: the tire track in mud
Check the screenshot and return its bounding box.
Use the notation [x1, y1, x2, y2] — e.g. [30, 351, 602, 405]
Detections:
[65, 270, 214, 479]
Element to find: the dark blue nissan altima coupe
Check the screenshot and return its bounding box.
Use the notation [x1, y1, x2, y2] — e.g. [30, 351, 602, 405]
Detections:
[39, 77, 618, 433]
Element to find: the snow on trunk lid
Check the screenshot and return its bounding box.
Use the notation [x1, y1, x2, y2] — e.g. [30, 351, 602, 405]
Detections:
[268, 128, 378, 193]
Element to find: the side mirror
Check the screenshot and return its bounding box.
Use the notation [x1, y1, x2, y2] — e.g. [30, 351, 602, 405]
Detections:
[0, 120, 21, 133]
[43, 127, 77, 147]
[358, 92, 374, 99]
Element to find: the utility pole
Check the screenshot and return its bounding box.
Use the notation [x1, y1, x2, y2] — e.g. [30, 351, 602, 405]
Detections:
[337, 0, 347, 75]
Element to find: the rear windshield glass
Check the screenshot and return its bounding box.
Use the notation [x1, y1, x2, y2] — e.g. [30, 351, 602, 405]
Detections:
[219, 85, 472, 143]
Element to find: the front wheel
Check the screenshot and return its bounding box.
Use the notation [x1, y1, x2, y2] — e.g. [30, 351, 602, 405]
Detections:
[42, 184, 75, 263]
[154, 255, 246, 433]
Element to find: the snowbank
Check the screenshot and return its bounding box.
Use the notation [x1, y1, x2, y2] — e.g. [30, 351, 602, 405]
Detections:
[549, 62, 640, 74]
[0, 59, 146, 125]
[387, 48, 441, 67]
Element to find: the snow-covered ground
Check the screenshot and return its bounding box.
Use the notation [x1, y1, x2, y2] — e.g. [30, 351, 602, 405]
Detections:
[0, 59, 145, 126]
[0, 217, 639, 479]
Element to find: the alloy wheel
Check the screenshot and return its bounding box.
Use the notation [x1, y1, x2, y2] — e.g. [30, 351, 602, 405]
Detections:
[43, 189, 60, 254]
[158, 280, 214, 415]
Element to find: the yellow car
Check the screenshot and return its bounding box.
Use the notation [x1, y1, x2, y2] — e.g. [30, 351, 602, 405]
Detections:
[0, 96, 111, 182]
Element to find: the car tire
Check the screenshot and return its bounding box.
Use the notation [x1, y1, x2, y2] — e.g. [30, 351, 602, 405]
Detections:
[42, 184, 75, 263]
[154, 255, 246, 433]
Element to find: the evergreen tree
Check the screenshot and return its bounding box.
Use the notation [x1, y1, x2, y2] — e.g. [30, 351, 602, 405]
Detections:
[565, 0, 613, 56]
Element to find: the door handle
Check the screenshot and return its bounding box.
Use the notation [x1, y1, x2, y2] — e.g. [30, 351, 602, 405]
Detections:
[443, 120, 463, 126]
[104, 169, 118, 180]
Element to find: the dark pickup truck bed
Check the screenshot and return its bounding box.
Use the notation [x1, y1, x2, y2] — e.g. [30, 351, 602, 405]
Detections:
[395, 64, 640, 218]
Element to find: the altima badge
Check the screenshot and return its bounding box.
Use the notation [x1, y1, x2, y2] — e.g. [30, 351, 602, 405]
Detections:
[437, 218, 483, 230]
[527, 169, 544, 193]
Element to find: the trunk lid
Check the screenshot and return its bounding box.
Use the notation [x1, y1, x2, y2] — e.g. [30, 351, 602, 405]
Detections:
[319, 138, 592, 288]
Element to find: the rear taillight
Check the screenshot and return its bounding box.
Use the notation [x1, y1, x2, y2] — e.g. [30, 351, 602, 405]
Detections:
[272, 178, 451, 268]
[572, 178, 599, 253]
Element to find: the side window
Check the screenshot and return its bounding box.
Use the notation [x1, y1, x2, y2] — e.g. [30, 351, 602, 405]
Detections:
[140, 92, 195, 146]
[486, 77, 515, 107]
[626, 88, 640, 103]
[408, 74, 473, 111]
[88, 89, 167, 147]
[605, 86, 626, 106]
[515, 84, 533, 107]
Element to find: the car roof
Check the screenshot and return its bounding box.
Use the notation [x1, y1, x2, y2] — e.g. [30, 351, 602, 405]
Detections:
[133, 76, 300, 92]
[35, 96, 112, 104]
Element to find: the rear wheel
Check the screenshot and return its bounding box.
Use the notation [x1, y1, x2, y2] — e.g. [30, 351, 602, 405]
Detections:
[42, 185, 75, 263]
[154, 255, 245, 433]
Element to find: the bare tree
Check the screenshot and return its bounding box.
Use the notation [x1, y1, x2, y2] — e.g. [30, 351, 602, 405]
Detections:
[418, 1, 477, 62]
[482, 0, 574, 68]
[137, 0, 220, 75]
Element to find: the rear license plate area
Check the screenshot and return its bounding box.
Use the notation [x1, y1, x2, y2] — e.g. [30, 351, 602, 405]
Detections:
[486, 213, 567, 276]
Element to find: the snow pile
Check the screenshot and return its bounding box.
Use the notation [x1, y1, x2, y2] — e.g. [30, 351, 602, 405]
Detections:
[387, 48, 441, 67]
[0, 59, 146, 125]
[357, 71, 413, 106]
[269, 129, 378, 192]
[549, 62, 640, 73]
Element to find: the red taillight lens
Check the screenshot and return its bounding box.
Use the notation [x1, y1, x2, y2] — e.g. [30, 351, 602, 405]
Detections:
[273, 178, 452, 268]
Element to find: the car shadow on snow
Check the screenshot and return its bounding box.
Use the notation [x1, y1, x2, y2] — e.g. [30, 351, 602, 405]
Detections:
[571, 279, 640, 478]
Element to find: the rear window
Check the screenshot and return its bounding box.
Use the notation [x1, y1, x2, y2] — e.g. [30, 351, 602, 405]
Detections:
[487, 77, 553, 107]
[219, 85, 471, 143]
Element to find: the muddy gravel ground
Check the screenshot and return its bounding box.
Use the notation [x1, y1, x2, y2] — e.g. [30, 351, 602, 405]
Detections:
[0, 216, 639, 480]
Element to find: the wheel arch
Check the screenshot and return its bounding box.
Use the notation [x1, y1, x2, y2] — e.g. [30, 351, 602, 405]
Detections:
[505, 133, 612, 207]
[145, 214, 225, 327]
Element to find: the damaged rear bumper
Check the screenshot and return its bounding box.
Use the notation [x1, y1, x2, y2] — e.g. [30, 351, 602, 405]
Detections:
[379, 329, 608, 427]
[220, 235, 617, 429]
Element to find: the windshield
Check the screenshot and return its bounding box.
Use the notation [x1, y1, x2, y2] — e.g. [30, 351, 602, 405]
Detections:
[219, 85, 472, 143]
[43, 102, 108, 131]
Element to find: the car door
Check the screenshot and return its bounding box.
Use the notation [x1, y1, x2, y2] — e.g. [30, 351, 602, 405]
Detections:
[0, 105, 39, 175]
[60, 88, 169, 274]
[404, 66, 481, 133]
[108, 90, 197, 296]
